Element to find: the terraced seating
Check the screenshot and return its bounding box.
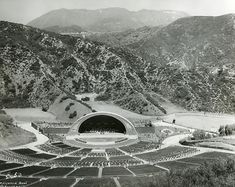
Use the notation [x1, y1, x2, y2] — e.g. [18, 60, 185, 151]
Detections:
[68, 167, 99, 177]
[51, 142, 78, 151]
[40, 156, 81, 167]
[135, 146, 198, 163]
[157, 160, 199, 170]
[37, 143, 76, 155]
[102, 167, 133, 176]
[119, 141, 160, 154]
[65, 138, 139, 149]
[34, 167, 74, 177]
[0, 163, 24, 171]
[128, 164, 165, 175]
[70, 148, 92, 157]
[0, 160, 6, 165]
[75, 178, 116, 187]
[28, 153, 56, 159]
[0, 175, 6, 180]
[76, 157, 108, 167]
[106, 148, 125, 157]
[8, 149, 56, 160]
[28, 178, 76, 187]
[109, 155, 143, 166]
[0, 151, 41, 164]
[88, 152, 106, 157]
[2, 166, 50, 176]
[11, 149, 37, 155]
[32, 121, 72, 128]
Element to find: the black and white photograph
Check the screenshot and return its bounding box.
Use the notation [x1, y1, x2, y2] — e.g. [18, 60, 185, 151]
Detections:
[0, 0, 235, 186]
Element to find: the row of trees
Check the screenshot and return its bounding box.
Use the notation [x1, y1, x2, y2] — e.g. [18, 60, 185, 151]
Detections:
[192, 130, 212, 140]
[218, 125, 234, 136]
[192, 124, 234, 140]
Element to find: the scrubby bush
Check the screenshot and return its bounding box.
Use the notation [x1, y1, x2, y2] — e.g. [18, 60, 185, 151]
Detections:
[59, 96, 69, 103]
[42, 107, 48, 112]
[65, 105, 70, 111]
[69, 111, 77, 119]
[95, 93, 110, 101]
[69, 102, 75, 106]
[167, 158, 235, 187]
[219, 125, 233, 136]
[29, 61, 41, 72]
[192, 130, 210, 140]
[0, 110, 6, 114]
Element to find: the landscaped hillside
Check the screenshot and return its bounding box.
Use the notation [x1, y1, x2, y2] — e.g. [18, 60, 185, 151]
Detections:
[0, 110, 36, 148]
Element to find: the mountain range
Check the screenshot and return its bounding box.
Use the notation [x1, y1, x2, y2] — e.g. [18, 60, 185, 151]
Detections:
[28, 8, 189, 32]
[0, 14, 234, 115]
[0, 21, 166, 115]
[89, 14, 235, 112]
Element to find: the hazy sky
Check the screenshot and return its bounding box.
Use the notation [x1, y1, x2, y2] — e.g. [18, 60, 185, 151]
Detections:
[0, 0, 235, 24]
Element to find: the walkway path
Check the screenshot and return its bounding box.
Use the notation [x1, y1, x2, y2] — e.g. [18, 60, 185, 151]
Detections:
[161, 132, 235, 156]
[12, 121, 48, 151]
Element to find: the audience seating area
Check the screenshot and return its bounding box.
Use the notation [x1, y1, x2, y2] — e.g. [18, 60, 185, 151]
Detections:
[70, 148, 92, 157]
[76, 157, 108, 167]
[135, 146, 198, 163]
[36, 142, 79, 155]
[0, 150, 42, 164]
[106, 148, 125, 157]
[119, 141, 160, 154]
[40, 156, 81, 167]
[109, 155, 143, 166]
[88, 152, 106, 157]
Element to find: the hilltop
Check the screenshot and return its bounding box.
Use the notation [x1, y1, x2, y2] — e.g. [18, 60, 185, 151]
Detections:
[28, 8, 188, 32]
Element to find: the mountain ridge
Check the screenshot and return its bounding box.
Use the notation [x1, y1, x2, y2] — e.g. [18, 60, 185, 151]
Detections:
[0, 21, 166, 115]
[28, 7, 189, 32]
[88, 14, 235, 112]
[0, 18, 234, 114]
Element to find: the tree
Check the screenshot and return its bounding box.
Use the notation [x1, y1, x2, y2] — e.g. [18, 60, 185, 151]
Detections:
[65, 105, 70, 111]
[69, 111, 77, 119]
[219, 126, 226, 136]
[225, 125, 233, 136]
[192, 130, 207, 140]
[42, 107, 48, 112]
